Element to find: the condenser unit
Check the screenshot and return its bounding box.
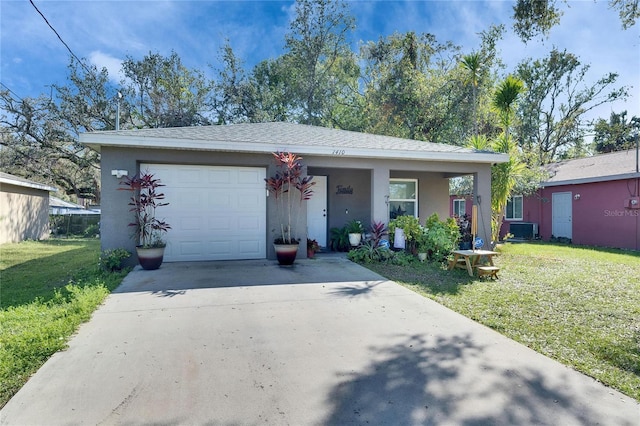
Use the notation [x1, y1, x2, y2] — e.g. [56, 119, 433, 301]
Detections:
[509, 222, 539, 240]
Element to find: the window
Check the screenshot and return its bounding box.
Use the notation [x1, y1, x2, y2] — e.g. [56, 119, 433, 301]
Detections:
[389, 179, 417, 219]
[506, 195, 523, 220]
[453, 199, 466, 217]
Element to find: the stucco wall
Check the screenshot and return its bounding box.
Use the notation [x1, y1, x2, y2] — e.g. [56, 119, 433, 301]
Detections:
[308, 167, 372, 231]
[502, 179, 640, 251]
[101, 146, 495, 259]
[0, 183, 50, 244]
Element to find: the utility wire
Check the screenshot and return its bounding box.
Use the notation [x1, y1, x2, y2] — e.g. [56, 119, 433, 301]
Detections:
[29, 0, 94, 76]
[0, 82, 23, 101]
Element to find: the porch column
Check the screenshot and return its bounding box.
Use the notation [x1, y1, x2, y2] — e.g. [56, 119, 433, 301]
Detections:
[474, 165, 493, 245]
[371, 166, 390, 224]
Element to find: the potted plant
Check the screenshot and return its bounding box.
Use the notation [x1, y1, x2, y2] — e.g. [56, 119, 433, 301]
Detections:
[307, 238, 320, 258]
[346, 219, 364, 246]
[264, 152, 315, 265]
[119, 170, 171, 270]
[415, 226, 429, 261]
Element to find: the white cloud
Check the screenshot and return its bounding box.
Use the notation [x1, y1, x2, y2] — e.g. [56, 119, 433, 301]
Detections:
[88, 51, 124, 84]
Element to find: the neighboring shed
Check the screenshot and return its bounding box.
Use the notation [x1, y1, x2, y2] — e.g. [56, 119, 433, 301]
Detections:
[0, 172, 57, 245]
[80, 122, 507, 262]
[497, 150, 640, 250]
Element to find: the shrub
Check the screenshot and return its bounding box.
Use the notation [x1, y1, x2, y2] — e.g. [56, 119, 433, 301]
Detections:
[345, 219, 364, 234]
[99, 248, 131, 272]
[389, 215, 422, 250]
[330, 226, 350, 252]
[422, 213, 459, 262]
[83, 223, 100, 238]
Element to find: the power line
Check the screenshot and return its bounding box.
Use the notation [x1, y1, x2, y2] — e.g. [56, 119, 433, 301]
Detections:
[29, 0, 94, 76]
[0, 82, 23, 101]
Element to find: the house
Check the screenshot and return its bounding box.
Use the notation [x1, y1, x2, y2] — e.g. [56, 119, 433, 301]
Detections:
[80, 122, 507, 262]
[50, 196, 100, 215]
[0, 172, 57, 245]
[494, 150, 639, 250]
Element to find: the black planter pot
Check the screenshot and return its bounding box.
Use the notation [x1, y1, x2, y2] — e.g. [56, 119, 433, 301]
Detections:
[136, 246, 165, 270]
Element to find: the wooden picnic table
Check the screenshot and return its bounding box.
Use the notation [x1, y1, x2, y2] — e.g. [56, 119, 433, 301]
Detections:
[448, 249, 499, 278]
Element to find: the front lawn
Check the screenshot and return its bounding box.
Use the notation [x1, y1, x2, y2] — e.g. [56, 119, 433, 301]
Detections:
[364, 242, 640, 401]
[0, 239, 128, 408]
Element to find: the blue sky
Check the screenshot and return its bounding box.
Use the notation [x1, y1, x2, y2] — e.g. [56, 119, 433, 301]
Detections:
[2, 0, 639, 125]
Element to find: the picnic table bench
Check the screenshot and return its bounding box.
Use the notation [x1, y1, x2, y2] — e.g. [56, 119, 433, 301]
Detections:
[448, 249, 500, 278]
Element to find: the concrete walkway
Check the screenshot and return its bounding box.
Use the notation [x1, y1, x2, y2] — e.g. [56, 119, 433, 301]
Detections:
[2, 256, 638, 425]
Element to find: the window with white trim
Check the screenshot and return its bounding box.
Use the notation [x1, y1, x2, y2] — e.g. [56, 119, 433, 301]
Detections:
[389, 179, 417, 219]
[453, 199, 466, 217]
[505, 195, 523, 220]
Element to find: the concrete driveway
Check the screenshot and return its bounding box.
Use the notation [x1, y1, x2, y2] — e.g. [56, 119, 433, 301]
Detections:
[2, 256, 638, 425]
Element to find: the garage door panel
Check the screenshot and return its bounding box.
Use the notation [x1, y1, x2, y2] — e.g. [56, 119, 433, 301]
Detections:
[238, 239, 261, 255]
[142, 164, 266, 261]
[238, 169, 263, 184]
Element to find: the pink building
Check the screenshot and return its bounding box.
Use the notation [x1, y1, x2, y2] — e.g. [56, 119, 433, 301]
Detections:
[451, 150, 640, 251]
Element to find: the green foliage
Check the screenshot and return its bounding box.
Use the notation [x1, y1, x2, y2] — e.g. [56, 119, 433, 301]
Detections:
[512, 0, 563, 42]
[99, 248, 131, 272]
[345, 219, 364, 234]
[329, 226, 350, 252]
[347, 240, 393, 263]
[389, 215, 422, 243]
[0, 239, 128, 407]
[513, 0, 638, 43]
[593, 111, 640, 154]
[419, 214, 460, 262]
[83, 223, 99, 238]
[516, 48, 627, 165]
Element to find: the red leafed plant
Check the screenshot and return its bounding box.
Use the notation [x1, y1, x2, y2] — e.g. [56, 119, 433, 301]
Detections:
[119, 170, 171, 248]
[264, 152, 315, 245]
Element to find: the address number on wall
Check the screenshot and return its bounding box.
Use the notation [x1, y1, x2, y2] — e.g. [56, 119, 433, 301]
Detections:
[332, 150, 346, 155]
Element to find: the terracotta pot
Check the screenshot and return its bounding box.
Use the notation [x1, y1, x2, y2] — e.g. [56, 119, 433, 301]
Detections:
[274, 243, 299, 265]
[136, 246, 165, 270]
[307, 249, 316, 259]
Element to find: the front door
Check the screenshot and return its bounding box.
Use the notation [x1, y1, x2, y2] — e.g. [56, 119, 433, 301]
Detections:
[552, 192, 572, 239]
[307, 176, 327, 248]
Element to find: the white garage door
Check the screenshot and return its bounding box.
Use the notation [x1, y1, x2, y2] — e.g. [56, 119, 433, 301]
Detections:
[141, 164, 266, 261]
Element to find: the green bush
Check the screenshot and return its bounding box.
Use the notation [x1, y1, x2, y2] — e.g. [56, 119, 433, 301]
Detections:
[330, 226, 350, 252]
[421, 213, 459, 262]
[389, 215, 422, 250]
[83, 223, 100, 238]
[347, 240, 394, 263]
[99, 248, 131, 272]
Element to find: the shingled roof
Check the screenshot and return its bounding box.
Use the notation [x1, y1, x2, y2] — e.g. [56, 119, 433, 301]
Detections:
[80, 122, 508, 164]
[543, 149, 640, 186]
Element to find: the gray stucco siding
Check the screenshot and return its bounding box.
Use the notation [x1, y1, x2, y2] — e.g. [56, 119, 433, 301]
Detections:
[99, 140, 495, 261]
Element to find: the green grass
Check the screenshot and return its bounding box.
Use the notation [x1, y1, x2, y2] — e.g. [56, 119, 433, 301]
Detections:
[0, 239, 128, 408]
[364, 242, 640, 401]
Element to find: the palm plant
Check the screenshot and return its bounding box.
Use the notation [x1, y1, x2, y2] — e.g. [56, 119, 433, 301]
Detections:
[460, 52, 483, 137]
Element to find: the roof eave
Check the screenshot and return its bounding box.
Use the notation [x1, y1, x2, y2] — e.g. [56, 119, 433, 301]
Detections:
[81, 135, 509, 164]
[542, 172, 640, 187]
[0, 176, 58, 192]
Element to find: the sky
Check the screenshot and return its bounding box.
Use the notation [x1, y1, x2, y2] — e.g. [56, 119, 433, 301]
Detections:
[1, 0, 639, 127]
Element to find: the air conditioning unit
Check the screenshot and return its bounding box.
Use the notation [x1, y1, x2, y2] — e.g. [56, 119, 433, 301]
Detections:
[509, 222, 539, 240]
[625, 197, 640, 209]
